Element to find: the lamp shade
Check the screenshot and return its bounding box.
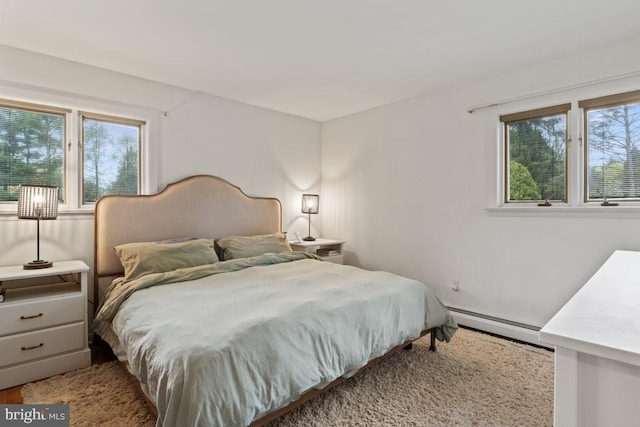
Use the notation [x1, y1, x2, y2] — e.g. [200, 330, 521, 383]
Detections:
[17, 185, 59, 220]
[301, 194, 319, 214]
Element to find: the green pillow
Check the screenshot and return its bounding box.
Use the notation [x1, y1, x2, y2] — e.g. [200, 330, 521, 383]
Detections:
[216, 233, 291, 260]
[115, 238, 219, 281]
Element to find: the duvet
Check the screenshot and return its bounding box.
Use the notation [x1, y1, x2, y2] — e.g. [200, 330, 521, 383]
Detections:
[94, 253, 457, 427]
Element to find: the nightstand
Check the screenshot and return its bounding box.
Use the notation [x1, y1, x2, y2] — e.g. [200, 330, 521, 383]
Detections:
[0, 260, 91, 389]
[290, 238, 345, 264]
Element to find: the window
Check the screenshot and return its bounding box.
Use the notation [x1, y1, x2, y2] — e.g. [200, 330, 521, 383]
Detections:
[501, 104, 570, 204]
[82, 113, 142, 203]
[580, 90, 640, 203]
[0, 99, 68, 202]
[0, 97, 146, 209]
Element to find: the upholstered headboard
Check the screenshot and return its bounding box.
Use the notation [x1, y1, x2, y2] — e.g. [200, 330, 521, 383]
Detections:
[94, 175, 282, 306]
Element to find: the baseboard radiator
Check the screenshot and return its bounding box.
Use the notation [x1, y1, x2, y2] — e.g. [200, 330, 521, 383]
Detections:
[447, 307, 551, 349]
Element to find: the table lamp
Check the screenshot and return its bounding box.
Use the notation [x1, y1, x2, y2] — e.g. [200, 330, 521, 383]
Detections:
[301, 194, 319, 241]
[17, 184, 59, 269]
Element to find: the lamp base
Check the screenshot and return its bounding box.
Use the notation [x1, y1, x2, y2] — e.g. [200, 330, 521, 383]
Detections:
[23, 260, 53, 270]
[303, 236, 316, 241]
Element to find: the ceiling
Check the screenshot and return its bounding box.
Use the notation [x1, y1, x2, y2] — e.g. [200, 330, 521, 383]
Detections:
[1, 0, 639, 121]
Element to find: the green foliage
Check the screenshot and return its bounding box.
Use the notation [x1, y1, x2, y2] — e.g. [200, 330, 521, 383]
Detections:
[83, 119, 138, 203]
[1, 107, 139, 203]
[589, 162, 624, 198]
[0, 107, 64, 201]
[510, 160, 541, 200]
[508, 116, 565, 201]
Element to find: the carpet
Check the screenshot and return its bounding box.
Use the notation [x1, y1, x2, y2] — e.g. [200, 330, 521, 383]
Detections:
[21, 328, 553, 426]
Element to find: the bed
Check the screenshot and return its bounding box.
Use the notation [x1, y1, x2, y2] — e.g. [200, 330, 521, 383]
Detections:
[92, 175, 458, 427]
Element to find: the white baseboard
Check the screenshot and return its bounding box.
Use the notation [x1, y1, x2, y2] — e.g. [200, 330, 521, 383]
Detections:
[448, 307, 551, 349]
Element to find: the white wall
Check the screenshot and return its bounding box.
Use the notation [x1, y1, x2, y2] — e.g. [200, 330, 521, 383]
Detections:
[3, 34, 640, 331]
[320, 35, 640, 329]
[0, 45, 321, 311]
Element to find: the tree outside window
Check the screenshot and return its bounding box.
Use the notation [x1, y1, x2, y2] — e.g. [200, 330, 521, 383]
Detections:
[83, 117, 140, 203]
[0, 104, 65, 202]
[502, 105, 568, 203]
[0, 98, 144, 207]
[585, 102, 640, 202]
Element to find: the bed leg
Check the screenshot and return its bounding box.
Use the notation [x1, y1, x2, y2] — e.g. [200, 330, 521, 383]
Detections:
[403, 342, 413, 351]
[429, 330, 437, 352]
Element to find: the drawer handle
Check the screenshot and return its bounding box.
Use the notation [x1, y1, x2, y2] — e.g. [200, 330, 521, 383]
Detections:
[21, 343, 44, 351]
[20, 313, 44, 320]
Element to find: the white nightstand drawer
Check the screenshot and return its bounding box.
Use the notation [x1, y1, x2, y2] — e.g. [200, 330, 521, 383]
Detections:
[0, 293, 84, 336]
[0, 260, 90, 388]
[0, 322, 85, 368]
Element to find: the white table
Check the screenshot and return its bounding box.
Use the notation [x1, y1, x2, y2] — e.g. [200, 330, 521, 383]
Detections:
[539, 250, 640, 427]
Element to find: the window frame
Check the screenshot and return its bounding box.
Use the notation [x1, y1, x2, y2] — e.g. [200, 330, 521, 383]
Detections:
[491, 89, 640, 214]
[500, 103, 571, 205]
[79, 111, 145, 207]
[0, 98, 70, 204]
[0, 90, 157, 215]
[579, 90, 640, 204]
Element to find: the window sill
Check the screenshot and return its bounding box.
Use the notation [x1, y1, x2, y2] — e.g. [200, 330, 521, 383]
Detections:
[0, 208, 94, 219]
[485, 205, 640, 218]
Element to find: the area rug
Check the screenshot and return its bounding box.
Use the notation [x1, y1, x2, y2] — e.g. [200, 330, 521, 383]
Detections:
[21, 327, 554, 426]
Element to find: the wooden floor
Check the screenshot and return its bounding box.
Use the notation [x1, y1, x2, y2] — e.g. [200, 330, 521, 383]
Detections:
[0, 340, 117, 404]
